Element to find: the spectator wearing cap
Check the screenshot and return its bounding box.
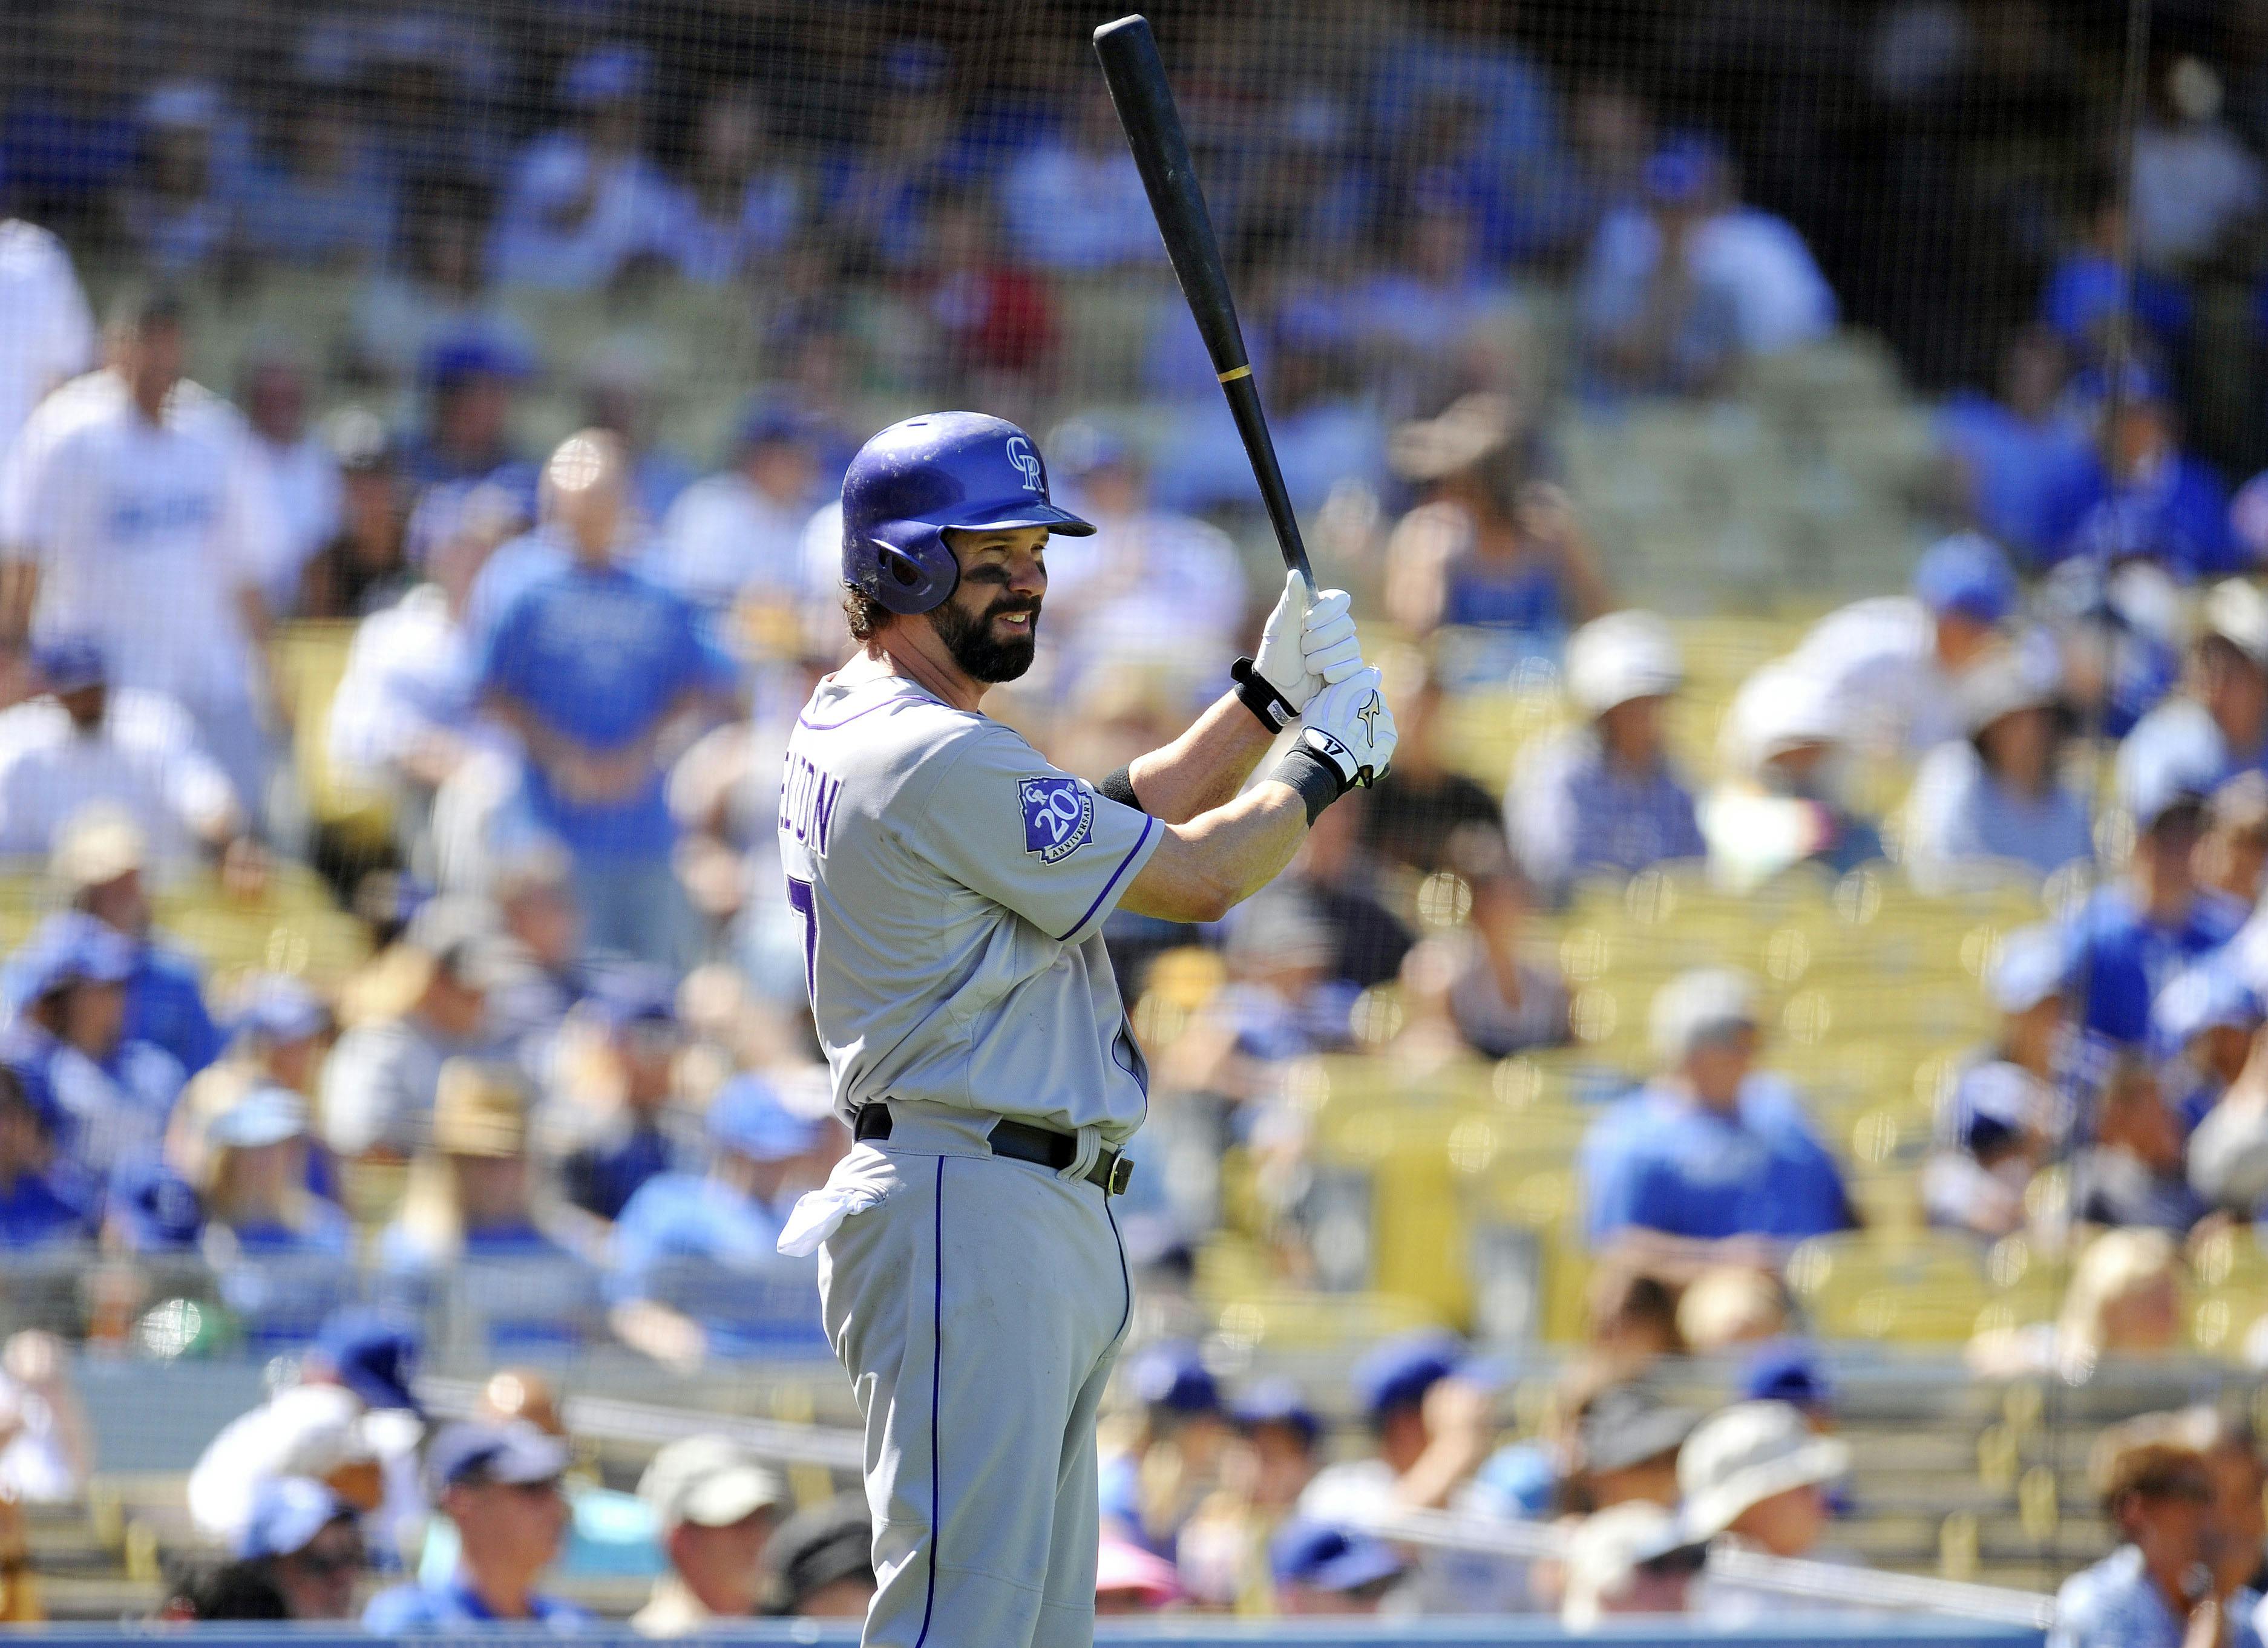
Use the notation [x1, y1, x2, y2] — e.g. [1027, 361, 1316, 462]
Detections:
[113, 82, 239, 276]
[2069, 1054, 2211, 1238]
[297, 408, 411, 621]
[320, 897, 511, 1157]
[476, 430, 730, 972]
[1507, 609, 1705, 899]
[650, 399, 822, 617]
[1173, 1379, 1322, 1610]
[1267, 1520, 1407, 1615]
[215, 973, 333, 1100]
[2051, 1415, 2260, 1648]
[1581, 967, 1855, 1258]
[1935, 329, 2096, 566]
[1099, 1341, 1233, 1558]
[1740, 1341, 1837, 1432]
[236, 1477, 364, 1620]
[3, 910, 184, 1192]
[1806, 535, 2019, 765]
[2068, 733, 2246, 1049]
[1561, 1381, 1698, 1512]
[234, 346, 342, 613]
[631, 1436, 785, 1635]
[187, 1382, 383, 1554]
[2053, 375, 2238, 582]
[1923, 1059, 2053, 1241]
[300, 1308, 426, 1567]
[1703, 660, 1883, 893]
[1231, 1379, 1322, 1516]
[2122, 581, 2268, 807]
[490, 45, 679, 291]
[0, 641, 243, 870]
[1576, 138, 1749, 396]
[1299, 1332, 1495, 1529]
[49, 806, 222, 1077]
[397, 322, 538, 503]
[1904, 646, 2094, 893]
[1561, 1500, 1703, 1627]
[112, 1079, 347, 1266]
[759, 1493, 874, 1618]
[609, 1073, 827, 1367]
[0, 1067, 89, 1249]
[0, 289, 283, 814]
[2154, 962, 2263, 1134]
[556, 968, 692, 1223]
[362, 1420, 589, 1630]
[1682, 1401, 1858, 1624]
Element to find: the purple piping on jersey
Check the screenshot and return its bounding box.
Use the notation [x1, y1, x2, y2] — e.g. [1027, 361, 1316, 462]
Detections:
[1054, 814, 1157, 943]
[795, 691, 916, 734]
[914, 1155, 944, 1648]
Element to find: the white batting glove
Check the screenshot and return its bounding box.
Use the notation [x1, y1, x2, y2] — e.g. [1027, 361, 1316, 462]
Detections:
[1251, 571, 1360, 712]
[1296, 665, 1397, 791]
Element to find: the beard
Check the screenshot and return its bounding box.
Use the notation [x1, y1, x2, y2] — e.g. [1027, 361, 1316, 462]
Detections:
[931, 591, 1040, 682]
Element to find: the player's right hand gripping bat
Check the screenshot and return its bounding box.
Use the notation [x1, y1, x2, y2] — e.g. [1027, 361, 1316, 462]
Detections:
[1093, 14, 1315, 592]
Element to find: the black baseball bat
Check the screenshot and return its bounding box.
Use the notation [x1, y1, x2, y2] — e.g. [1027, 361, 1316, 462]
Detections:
[1093, 13, 1315, 588]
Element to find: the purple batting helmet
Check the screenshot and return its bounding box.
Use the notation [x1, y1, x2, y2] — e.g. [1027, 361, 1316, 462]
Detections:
[840, 411, 1095, 616]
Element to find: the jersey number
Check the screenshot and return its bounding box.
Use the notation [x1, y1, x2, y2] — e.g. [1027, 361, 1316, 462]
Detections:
[785, 874, 818, 1004]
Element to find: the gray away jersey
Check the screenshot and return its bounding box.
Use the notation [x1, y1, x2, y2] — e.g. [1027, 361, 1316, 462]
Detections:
[778, 658, 1162, 1144]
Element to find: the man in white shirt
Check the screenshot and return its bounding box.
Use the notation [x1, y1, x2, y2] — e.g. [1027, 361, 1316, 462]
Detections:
[0, 636, 240, 869]
[0, 292, 282, 816]
[0, 220, 95, 463]
[649, 401, 821, 615]
[236, 347, 342, 615]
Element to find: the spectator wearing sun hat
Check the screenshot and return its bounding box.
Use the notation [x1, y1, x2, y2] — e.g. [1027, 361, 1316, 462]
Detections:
[1680, 1399, 1860, 1625]
[631, 1436, 787, 1635]
[1506, 609, 1705, 899]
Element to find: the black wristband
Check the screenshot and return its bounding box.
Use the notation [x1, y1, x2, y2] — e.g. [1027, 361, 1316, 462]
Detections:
[1097, 764, 1144, 813]
[1272, 745, 1346, 826]
[1230, 656, 1298, 734]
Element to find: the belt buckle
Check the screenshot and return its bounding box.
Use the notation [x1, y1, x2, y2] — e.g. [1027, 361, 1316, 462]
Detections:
[1105, 1154, 1133, 1197]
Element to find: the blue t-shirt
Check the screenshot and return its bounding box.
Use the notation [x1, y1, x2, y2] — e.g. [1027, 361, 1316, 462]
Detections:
[1933, 392, 2095, 561]
[1579, 1076, 1855, 1249]
[2052, 454, 2238, 582]
[362, 1573, 592, 1634]
[609, 1173, 820, 1355]
[0, 1169, 93, 1248]
[125, 943, 222, 1078]
[2050, 1545, 2261, 1648]
[477, 563, 720, 858]
[562, 1120, 686, 1225]
[610, 1172, 784, 1296]
[2064, 886, 2246, 1047]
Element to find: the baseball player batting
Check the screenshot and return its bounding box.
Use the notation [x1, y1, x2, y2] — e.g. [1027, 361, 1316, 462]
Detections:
[774, 410, 1394, 1646]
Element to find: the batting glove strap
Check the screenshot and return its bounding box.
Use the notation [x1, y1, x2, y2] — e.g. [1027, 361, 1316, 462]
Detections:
[1230, 656, 1299, 734]
[1272, 744, 1348, 826]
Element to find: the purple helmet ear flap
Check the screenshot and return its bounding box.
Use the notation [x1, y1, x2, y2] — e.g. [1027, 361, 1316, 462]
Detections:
[847, 518, 959, 616]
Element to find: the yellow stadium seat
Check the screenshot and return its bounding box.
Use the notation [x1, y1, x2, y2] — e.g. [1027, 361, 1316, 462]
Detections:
[1785, 1229, 1990, 1342]
[272, 621, 393, 850]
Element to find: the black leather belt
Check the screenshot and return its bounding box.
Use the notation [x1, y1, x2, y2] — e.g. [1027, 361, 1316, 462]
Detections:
[853, 1105, 1133, 1196]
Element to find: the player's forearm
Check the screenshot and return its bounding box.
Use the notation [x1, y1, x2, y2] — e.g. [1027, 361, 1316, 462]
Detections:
[1124, 691, 1274, 823]
[1118, 779, 1306, 924]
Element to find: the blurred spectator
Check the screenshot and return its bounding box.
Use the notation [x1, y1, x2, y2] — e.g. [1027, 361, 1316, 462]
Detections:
[0, 219, 95, 462]
[1175, 1379, 1323, 1609]
[237, 91, 394, 270]
[476, 431, 727, 971]
[1095, 1535, 1181, 1615]
[822, 42, 976, 272]
[1703, 661, 1883, 892]
[0, 644, 241, 868]
[1383, 396, 1608, 659]
[1582, 1264, 1685, 1374]
[297, 409, 411, 620]
[609, 1074, 826, 1367]
[235, 348, 341, 612]
[489, 47, 677, 290]
[1356, 653, 1501, 879]
[1682, 1399, 1852, 1565]
[2040, 175, 2192, 371]
[1977, 1227, 2188, 1381]
[348, 175, 526, 387]
[1676, 1266, 1792, 1356]
[1349, 195, 1507, 394]
[482, 847, 614, 1062]
[1581, 967, 1856, 1257]
[2132, 58, 2264, 271]
[1035, 423, 1244, 703]
[577, 347, 695, 533]
[1578, 135, 1836, 396]
[758, 1494, 874, 1618]
[2070, 1055, 2210, 1238]
[236, 1477, 365, 1621]
[1100, 1341, 1233, 1560]
[1934, 329, 2094, 564]
[2200, 776, 2268, 906]
[555, 969, 692, 1223]
[398, 325, 536, 503]
[1507, 610, 1704, 899]
[1903, 649, 2093, 893]
[1300, 1333, 1494, 1526]
[1924, 1062, 2053, 1241]
[2056, 378, 2237, 581]
[2121, 580, 2268, 800]
[661, 89, 805, 284]
[1787, 532, 2015, 760]
[2067, 747, 2243, 1048]
[2176, 1407, 2268, 1614]
[1268, 1520, 1406, 1616]
[1000, 85, 1159, 272]
[363, 1420, 589, 1629]
[1434, 845, 1569, 1059]
[632, 1436, 785, 1634]
[2153, 963, 2262, 1134]
[1561, 1502, 1700, 1629]
[1559, 1382, 1696, 1513]
[321, 898, 511, 1157]
[1741, 1341, 1836, 1428]
[2040, 559, 2186, 741]
[0, 290, 281, 813]
[187, 1382, 381, 1551]
[0, 1331, 91, 1503]
[194, 1082, 349, 1255]
[2051, 1417, 2246, 1648]
[113, 82, 238, 276]
[908, 192, 1059, 398]
[0, 1069, 89, 1249]
[156, 1555, 289, 1622]
[651, 401, 822, 615]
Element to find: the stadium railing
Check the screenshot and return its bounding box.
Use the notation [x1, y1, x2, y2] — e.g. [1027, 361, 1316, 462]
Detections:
[0, 1627, 2047, 1646]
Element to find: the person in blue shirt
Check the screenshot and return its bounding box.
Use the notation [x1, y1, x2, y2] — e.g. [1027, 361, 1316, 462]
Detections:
[0, 1064, 91, 1249]
[1097, 1341, 1230, 1560]
[2152, 962, 2262, 1136]
[608, 1073, 827, 1365]
[2050, 1418, 2261, 1648]
[2039, 177, 2193, 374]
[2053, 381, 2238, 582]
[362, 1419, 592, 1633]
[2119, 580, 2268, 804]
[1507, 610, 1705, 900]
[1935, 328, 2096, 564]
[1579, 967, 1856, 1257]
[2069, 744, 2247, 1049]
[476, 431, 732, 973]
[1903, 647, 2094, 892]
[557, 968, 693, 1225]
[54, 809, 221, 1076]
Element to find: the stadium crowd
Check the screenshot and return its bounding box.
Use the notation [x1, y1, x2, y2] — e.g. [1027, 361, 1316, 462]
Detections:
[15, 0, 2268, 1639]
